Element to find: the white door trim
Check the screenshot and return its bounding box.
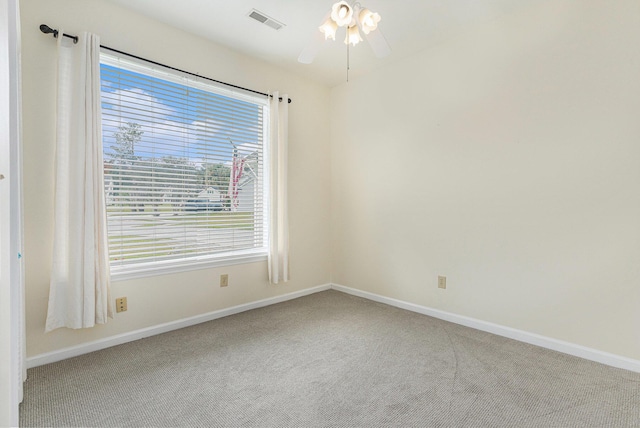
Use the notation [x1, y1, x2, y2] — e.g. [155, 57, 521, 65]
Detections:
[0, 0, 24, 425]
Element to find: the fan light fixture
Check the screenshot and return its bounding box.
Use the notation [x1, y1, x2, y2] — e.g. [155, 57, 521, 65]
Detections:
[319, 17, 338, 40]
[319, 1, 381, 47]
[345, 24, 363, 47]
[298, 0, 390, 81]
[331, 1, 354, 27]
[359, 8, 381, 34]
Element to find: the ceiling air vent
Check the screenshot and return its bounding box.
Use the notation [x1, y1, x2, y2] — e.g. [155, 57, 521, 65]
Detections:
[247, 9, 285, 31]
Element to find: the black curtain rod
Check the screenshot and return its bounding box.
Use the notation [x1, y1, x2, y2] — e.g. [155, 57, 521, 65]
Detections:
[39, 24, 292, 104]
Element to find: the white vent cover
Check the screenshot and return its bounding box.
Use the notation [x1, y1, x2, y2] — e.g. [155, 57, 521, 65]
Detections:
[247, 9, 285, 30]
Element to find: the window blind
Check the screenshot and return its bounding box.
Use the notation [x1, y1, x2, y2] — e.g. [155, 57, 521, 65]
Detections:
[100, 54, 268, 277]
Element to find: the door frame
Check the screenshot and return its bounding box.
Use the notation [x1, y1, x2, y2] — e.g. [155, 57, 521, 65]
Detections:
[1, 0, 25, 425]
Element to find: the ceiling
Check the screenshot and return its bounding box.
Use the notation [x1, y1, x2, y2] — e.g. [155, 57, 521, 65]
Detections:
[105, 0, 539, 87]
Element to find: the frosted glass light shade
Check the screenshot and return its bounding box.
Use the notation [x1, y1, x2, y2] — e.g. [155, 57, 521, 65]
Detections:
[331, 1, 353, 27]
[359, 8, 381, 34]
[319, 18, 338, 40]
[344, 25, 363, 46]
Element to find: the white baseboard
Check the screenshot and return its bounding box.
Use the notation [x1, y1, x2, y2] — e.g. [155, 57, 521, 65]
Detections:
[28, 282, 640, 373]
[330, 283, 640, 373]
[27, 283, 331, 368]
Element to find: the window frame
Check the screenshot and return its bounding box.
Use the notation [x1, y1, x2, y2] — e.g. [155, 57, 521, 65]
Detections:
[100, 52, 270, 281]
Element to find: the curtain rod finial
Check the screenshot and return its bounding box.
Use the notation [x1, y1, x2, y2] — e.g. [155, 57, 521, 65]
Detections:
[40, 24, 78, 44]
[39, 24, 58, 38]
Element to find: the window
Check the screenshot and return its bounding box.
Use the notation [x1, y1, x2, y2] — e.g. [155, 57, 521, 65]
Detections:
[100, 54, 268, 279]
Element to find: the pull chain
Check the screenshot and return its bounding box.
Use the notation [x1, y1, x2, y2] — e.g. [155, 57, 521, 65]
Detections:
[347, 42, 350, 83]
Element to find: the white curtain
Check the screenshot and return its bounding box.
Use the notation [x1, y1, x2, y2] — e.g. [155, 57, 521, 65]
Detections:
[268, 92, 289, 284]
[45, 32, 112, 332]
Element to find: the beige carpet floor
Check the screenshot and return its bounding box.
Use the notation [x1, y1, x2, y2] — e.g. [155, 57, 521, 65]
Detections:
[20, 290, 640, 427]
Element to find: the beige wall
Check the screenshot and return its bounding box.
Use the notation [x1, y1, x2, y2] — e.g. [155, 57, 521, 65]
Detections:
[331, 0, 640, 360]
[21, 0, 331, 357]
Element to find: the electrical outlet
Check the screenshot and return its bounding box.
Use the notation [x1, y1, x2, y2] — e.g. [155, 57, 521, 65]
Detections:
[220, 274, 229, 287]
[438, 276, 447, 289]
[116, 297, 128, 313]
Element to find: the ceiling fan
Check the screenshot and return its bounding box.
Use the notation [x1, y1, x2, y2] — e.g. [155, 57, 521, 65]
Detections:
[298, 1, 391, 64]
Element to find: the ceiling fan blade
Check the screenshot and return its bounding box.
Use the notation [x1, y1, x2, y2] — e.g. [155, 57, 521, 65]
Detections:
[364, 28, 391, 58]
[299, 12, 332, 64]
[298, 30, 325, 64]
